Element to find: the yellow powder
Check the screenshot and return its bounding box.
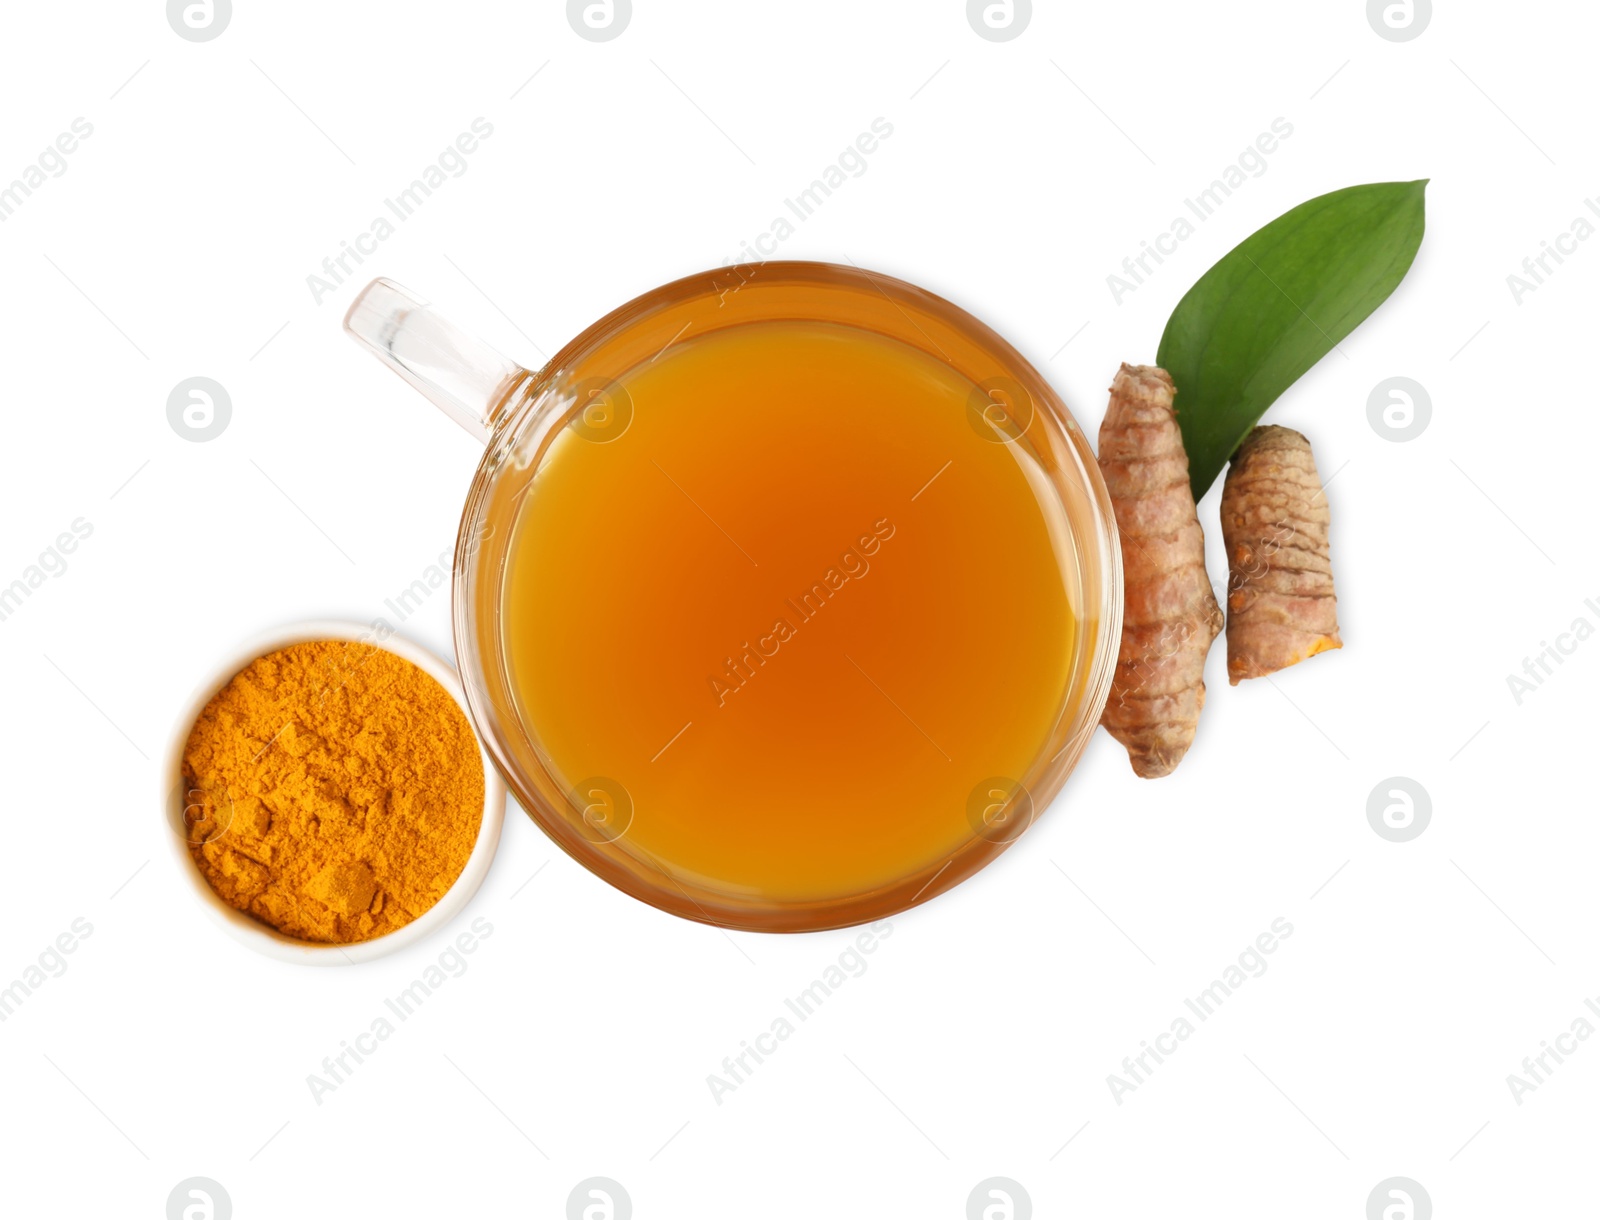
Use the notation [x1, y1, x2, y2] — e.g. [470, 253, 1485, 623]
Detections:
[181, 640, 485, 944]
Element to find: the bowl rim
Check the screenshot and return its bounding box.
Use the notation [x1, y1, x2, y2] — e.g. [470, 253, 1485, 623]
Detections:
[160, 618, 506, 965]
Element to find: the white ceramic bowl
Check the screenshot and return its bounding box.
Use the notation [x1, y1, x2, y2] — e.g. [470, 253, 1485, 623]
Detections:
[161, 619, 506, 965]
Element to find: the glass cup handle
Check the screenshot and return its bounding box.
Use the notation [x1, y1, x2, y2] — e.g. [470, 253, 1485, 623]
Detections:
[343, 278, 537, 443]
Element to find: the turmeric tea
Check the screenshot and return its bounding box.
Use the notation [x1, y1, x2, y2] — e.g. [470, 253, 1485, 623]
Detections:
[181, 640, 484, 944]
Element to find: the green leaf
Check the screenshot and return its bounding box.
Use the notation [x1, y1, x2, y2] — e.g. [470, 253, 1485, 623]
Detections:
[1156, 180, 1427, 500]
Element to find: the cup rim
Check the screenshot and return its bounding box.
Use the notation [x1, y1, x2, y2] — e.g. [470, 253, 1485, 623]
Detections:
[445, 260, 1123, 933]
[160, 618, 506, 965]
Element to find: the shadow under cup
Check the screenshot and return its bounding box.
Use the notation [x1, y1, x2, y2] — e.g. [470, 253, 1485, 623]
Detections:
[451, 262, 1122, 932]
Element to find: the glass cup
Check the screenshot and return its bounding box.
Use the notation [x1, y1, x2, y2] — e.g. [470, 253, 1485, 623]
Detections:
[346, 261, 1122, 932]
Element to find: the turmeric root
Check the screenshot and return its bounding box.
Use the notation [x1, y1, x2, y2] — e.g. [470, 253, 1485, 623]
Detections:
[1097, 364, 1222, 778]
[1221, 425, 1341, 684]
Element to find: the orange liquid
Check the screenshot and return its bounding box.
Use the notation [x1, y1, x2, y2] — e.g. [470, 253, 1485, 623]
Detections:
[501, 320, 1076, 903]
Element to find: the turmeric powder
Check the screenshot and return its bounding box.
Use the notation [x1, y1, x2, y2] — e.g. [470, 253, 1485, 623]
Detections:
[181, 640, 485, 944]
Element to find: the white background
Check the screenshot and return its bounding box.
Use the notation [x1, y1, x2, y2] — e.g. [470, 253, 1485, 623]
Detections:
[0, 1, 1593, 1216]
